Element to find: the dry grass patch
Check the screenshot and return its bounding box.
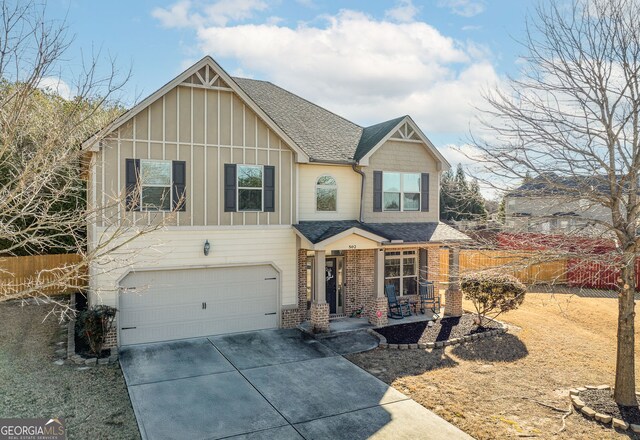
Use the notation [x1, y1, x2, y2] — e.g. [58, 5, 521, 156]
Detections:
[348, 293, 640, 439]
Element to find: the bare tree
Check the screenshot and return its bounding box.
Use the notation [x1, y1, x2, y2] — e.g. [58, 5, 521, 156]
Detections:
[471, 0, 640, 406]
[0, 1, 167, 316]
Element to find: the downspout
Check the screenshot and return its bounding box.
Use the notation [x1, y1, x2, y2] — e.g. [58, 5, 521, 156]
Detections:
[352, 164, 365, 223]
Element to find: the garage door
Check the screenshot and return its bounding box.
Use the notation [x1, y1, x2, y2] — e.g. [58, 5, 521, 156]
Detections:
[118, 265, 279, 346]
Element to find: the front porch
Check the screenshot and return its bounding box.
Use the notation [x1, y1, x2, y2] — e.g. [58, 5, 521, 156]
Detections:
[299, 309, 440, 335]
[291, 221, 469, 334]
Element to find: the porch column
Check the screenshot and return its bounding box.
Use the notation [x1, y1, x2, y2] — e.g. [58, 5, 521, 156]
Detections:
[310, 250, 329, 333]
[445, 247, 463, 317]
[368, 248, 388, 327]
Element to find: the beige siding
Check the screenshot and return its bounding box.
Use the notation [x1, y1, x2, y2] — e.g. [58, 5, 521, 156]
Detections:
[298, 164, 361, 221]
[362, 139, 440, 223]
[90, 227, 298, 309]
[96, 85, 297, 227]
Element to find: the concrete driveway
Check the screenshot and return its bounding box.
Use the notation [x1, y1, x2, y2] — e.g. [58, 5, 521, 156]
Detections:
[119, 329, 472, 440]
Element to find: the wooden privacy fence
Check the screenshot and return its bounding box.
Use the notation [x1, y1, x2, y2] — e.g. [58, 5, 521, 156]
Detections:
[0, 254, 86, 297]
[438, 249, 567, 285]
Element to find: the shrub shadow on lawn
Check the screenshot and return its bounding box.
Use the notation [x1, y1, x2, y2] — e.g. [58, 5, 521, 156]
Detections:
[451, 333, 528, 363]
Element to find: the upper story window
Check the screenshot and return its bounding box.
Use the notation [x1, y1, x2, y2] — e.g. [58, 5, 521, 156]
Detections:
[126, 159, 186, 212]
[383, 172, 420, 211]
[237, 165, 263, 211]
[316, 175, 337, 211]
[140, 159, 172, 211]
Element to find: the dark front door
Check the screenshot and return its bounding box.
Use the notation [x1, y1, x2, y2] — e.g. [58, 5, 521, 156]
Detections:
[326, 258, 337, 314]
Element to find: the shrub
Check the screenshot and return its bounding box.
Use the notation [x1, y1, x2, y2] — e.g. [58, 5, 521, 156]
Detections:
[76, 305, 117, 356]
[461, 271, 526, 327]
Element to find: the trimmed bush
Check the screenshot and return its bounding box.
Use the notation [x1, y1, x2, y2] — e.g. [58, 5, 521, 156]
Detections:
[461, 271, 526, 327]
[76, 305, 117, 355]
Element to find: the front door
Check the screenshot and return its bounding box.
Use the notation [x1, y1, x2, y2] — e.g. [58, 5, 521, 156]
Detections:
[326, 258, 338, 314]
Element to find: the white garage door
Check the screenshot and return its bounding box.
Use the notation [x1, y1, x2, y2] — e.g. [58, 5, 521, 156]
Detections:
[118, 265, 279, 346]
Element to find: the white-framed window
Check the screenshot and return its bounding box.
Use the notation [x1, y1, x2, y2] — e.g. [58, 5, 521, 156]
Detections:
[237, 165, 263, 211]
[316, 175, 337, 211]
[384, 250, 418, 296]
[140, 159, 172, 211]
[383, 172, 420, 211]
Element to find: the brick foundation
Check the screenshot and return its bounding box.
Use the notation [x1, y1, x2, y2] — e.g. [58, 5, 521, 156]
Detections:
[367, 297, 389, 327]
[445, 286, 463, 317]
[103, 326, 117, 349]
[281, 307, 301, 328]
[310, 302, 330, 333]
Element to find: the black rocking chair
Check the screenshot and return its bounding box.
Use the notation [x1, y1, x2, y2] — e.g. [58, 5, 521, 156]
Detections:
[419, 281, 441, 319]
[386, 284, 411, 319]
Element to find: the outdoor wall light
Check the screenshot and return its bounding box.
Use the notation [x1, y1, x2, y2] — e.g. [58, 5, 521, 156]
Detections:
[204, 240, 211, 256]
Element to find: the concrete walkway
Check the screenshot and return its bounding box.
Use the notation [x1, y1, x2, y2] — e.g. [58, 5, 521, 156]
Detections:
[120, 328, 473, 440]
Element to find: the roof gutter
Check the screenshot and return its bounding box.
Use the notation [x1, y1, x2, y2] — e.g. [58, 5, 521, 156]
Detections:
[309, 158, 356, 165]
[352, 164, 366, 223]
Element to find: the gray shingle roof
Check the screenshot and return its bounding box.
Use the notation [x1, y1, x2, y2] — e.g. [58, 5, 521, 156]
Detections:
[294, 221, 471, 244]
[233, 77, 364, 162]
[354, 116, 406, 161]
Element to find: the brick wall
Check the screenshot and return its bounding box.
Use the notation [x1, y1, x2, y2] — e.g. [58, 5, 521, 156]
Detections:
[343, 249, 375, 316]
[103, 326, 117, 349]
[280, 248, 309, 327]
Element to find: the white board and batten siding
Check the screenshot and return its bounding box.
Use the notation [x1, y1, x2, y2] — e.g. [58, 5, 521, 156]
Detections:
[119, 265, 279, 345]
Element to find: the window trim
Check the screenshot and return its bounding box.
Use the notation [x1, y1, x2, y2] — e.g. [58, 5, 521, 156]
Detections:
[315, 174, 338, 212]
[140, 159, 172, 212]
[384, 250, 418, 297]
[382, 172, 421, 212]
[236, 164, 264, 212]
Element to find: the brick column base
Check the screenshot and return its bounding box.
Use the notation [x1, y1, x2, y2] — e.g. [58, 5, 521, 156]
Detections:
[445, 287, 463, 317]
[368, 297, 389, 327]
[310, 302, 330, 333]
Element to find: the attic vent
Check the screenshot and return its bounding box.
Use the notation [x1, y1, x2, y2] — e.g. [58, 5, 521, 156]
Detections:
[180, 65, 229, 89]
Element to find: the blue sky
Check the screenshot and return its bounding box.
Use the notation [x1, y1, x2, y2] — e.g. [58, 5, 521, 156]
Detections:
[46, 0, 533, 167]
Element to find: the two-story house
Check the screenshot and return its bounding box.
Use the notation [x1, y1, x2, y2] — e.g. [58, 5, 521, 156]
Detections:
[83, 56, 470, 347]
[504, 174, 612, 233]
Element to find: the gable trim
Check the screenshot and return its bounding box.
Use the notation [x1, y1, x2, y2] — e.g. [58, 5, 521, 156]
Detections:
[82, 56, 310, 163]
[357, 116, 450, 170]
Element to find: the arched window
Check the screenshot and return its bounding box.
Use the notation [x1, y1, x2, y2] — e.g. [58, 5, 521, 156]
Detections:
[316, 175, 337, 211]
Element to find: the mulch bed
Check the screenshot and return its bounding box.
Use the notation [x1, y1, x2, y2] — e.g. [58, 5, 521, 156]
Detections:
[375, 313, 501, 345]
[581, 389, 640, 425]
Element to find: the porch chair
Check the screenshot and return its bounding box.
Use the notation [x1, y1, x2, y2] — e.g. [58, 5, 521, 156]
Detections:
[419, 281, 441, 319]
[385, 284, 412, 319]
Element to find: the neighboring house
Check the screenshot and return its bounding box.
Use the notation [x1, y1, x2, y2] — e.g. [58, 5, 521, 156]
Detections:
[82, 56, 470, 347]
[504, 174, 612, 233]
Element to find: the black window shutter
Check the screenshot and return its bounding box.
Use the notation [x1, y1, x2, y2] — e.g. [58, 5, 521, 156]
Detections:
[125, 159, 140, 211]
[224, 164, 237, 212]
[373, 171, 383, 212]
[172, 161, 186, 211]
[263, 165, 275, 212]
[421, 173, 430, 212]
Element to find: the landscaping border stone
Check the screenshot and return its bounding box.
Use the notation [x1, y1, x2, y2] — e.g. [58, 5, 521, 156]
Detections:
[67, 292, 119, 367]
[369, 318, 508, 350]
[570, 385, 639, 433]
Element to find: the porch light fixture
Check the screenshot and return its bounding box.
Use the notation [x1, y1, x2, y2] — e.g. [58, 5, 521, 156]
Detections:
[204, 240, 211, 256]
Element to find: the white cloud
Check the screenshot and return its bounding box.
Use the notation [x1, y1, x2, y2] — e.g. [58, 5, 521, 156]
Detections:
[152, 0, 267, 28]
[151, 2, 501, 139]
[189, 9, 499, 135]
[385, 0, 419, 23]
[437, 0, 486, 17]
[38, 76, 72, 100]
